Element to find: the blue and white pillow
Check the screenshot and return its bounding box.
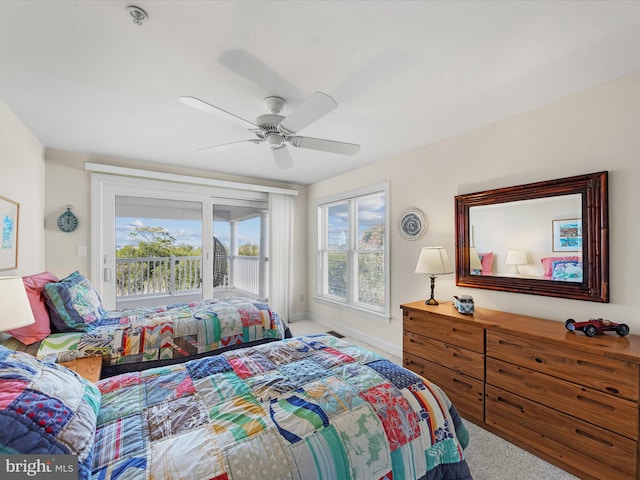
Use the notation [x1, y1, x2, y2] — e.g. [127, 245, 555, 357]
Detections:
[43, 272, 105, 332]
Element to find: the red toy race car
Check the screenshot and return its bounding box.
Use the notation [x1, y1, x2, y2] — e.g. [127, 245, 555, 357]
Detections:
[565, 318, 630, 337]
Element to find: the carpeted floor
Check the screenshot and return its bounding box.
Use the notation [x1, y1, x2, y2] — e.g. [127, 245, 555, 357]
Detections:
[462, 419, 578, 479]
[288, 319, 579, 480]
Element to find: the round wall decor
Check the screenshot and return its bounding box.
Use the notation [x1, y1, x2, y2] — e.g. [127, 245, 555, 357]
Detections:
[57, 205, 79, 233]
[398, 208, 427, 241]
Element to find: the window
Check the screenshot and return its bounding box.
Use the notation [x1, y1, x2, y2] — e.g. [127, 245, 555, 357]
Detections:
[317, 184, 389, 318]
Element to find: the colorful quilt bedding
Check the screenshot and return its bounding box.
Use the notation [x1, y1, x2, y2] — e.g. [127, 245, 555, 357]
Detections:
[2, 297, 289, 375]
[91, 334, 472, 480]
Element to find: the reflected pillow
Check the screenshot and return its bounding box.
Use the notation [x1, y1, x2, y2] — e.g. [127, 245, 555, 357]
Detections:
[0, 345, 101, 480]
[541, 256, 580, 277]
[7, 271, 59, 345]
[43, 272, 105, 332]
[551, 260, 583, 282]
[476, 252, 494, 275]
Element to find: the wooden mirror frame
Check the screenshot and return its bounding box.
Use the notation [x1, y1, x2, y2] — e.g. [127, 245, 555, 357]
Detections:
[455, 171, 609, 302]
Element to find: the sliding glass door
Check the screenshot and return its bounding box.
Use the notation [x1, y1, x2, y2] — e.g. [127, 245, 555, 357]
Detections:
[212, 200, 268, 299]
[93, 174, 271, 309]
[115, 196, 204, 309]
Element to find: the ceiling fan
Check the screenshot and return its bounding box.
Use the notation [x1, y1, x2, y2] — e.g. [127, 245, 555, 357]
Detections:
[180, 92, 360, 169]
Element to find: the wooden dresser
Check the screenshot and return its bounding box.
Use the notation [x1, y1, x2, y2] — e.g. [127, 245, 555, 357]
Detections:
[401, 300, 640, 480]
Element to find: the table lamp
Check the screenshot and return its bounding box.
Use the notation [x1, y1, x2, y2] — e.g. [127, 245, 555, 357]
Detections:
[0, 276, 35, 332]
[415, 247, 453, 305]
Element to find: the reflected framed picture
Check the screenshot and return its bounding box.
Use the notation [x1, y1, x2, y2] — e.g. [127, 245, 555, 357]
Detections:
[552, 218, 581, 252]
[0, 195, 19, 271]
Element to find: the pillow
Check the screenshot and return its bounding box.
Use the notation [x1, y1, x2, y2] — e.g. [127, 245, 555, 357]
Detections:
[551, 260, 583, 282]
[6, 272, 59, 345]
[541, 256, 580, 277]
[43, 272, 105, 333]
[0, 345, 101, 480]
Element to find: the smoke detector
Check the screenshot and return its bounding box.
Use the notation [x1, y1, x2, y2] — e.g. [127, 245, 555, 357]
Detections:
[127, 5, 148, 26]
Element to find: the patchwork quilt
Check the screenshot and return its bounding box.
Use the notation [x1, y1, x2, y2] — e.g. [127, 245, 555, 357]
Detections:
[92, 334, 472, 479]
[2, 297, 288, 371]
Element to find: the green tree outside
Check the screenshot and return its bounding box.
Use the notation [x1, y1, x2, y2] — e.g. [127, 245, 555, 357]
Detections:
[116, 226, 258, 295]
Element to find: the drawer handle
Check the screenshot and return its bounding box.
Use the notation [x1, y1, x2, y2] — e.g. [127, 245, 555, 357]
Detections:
[576, 395, 616, 412]
[575, 428, 614, 448]
[452, 352, 471, 361]
[496, 396, 525, 413]
[452, 377, 473, 390]
[409, 338, 427, 347]
[534, 357, 543, 364]
[497, 368, 525, 382]
[605, 386, 620, 395]
[497, 339, 525, 350]
[405, 360, 426, 374]
[576, 360, 616, 374]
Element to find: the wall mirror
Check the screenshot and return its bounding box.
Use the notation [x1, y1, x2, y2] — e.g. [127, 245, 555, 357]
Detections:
[455, 171, 608, 302]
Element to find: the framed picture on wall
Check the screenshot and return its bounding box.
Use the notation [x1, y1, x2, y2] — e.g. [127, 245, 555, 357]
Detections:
[0, 195, 19, 271]
[552, 218, 582, 252]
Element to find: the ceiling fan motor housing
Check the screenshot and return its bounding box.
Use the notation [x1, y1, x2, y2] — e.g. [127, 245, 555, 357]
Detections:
[255, 113, 287, 147]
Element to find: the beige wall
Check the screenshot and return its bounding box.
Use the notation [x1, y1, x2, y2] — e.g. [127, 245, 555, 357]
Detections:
[0, 99, 45, 276]
[44, 150, 309, 318]
[307, 71, 640, 357]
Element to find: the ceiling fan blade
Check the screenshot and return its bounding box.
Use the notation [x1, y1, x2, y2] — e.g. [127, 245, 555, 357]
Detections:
[180, 96, 258, 129]
[271, 145, 294, 169]
[278, 92, 337, 135]
[199, 139, 262, 152]
[290, 136, 360, 155]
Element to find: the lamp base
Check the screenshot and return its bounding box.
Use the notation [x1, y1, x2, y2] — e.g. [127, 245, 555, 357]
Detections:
[424, 275, 439, 305]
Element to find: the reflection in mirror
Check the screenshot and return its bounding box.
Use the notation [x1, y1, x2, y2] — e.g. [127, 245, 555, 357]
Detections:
[455, 171, 608, 303]
[469, 194, 582, 281]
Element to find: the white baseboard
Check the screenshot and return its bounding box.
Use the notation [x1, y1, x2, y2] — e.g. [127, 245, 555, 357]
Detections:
[288, 311, 309, 323]
[305, 311, 402, 359]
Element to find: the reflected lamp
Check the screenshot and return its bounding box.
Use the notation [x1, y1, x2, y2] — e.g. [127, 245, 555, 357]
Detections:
[415, 247, 453, 305]
[0, 276, 35, 332]
[505, 250, 528, 274]
[469, 247, 483, 272]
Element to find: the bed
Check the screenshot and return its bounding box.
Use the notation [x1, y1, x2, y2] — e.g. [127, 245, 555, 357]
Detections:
[1, 271, 290, 377]
[0, 334, 472, 480]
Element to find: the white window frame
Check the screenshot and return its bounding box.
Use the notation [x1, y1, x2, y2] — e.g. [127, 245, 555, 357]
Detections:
[315, 182, 390, 320]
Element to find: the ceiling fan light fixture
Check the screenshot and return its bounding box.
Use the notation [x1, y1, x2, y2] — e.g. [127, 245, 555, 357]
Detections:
[266, 134, 285, 147]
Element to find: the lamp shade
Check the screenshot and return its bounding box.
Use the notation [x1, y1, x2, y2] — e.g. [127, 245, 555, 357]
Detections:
[0, 276, 35, 332]
[415, 247, 453, 275]
[469, 247, 483, 271]
[505, 250, 527, 266]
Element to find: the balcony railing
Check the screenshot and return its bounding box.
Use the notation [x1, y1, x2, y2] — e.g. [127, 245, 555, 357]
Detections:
[115, 255, 260, 305]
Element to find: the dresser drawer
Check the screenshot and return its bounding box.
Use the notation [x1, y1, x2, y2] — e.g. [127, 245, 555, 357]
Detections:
[486, 385, 637, 480]
[487, 330, 639, 401]
[404, 352, 484, 423]
[487, 357, 638, 440]
[404, 331, 485, 380]
[404, 309, 484, 352]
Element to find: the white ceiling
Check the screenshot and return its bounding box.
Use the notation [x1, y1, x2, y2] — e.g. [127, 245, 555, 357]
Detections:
[2, 1, 640, 185]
